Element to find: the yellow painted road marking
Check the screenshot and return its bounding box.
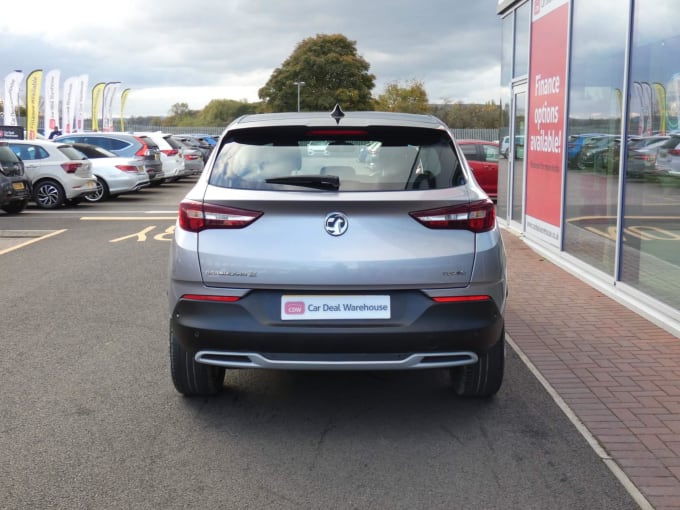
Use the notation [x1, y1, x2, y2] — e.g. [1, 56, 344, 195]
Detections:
[110, 225, 175, 243]
[0, 229, 67, 255]
[110, 226, 157, 243]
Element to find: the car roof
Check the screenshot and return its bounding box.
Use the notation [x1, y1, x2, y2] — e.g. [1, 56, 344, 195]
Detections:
[228, 110, 448, 130]
[8, 139, 61, 145]
[59, 132, 140, 139]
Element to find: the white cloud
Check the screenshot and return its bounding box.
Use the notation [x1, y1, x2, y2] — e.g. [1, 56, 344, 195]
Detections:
[1, 0, 502, 117]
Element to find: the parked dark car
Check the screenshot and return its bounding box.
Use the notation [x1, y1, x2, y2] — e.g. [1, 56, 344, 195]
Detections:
[576, 135, 617, 171]
[626, 136, 670, 177]
[172, 134, 212, 162]
[0, 141, 32, 213]
[567, 133, 604, 168]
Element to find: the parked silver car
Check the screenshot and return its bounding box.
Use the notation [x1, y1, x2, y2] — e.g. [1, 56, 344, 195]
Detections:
[168, 108, 507, 398]
[654, 135, 680, 176]
[55, 132, 165, 185]
[70, 142, 150, 202]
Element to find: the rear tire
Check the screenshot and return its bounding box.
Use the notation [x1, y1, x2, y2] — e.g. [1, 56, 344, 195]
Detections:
[451, 331, 505, 398]
[1, 199, 29, 214]
[169, 329, 225, 396]
[84, 177, 109, 202]
[33, 179, 65, 209]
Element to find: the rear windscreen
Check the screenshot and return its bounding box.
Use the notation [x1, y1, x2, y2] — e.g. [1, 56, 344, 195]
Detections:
[208, 126, 464, 191]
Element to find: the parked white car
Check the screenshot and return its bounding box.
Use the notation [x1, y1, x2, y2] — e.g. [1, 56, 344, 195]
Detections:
[7, 139, 97, 208]
[134, 131, 191, 182]
[70, 142, 150, 202]
[654, 135, 680, 176]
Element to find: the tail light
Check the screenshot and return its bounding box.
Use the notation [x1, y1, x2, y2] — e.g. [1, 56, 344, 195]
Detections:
[115, 164, 141, 173]
[178, 199, 263, 232]
[184, 153, 199, 160]
[410, 199, 496, 233]
[134, 138, 151, 157]
[61, 162, 82, 173]
[669, 149, 680, 156]
[161, 149, 179, 156]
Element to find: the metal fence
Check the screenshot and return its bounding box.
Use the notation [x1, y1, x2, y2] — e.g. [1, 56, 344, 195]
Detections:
[448, 128, 500, 142]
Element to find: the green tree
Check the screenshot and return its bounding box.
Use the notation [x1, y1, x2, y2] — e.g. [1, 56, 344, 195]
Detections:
[374, 79, 430, 113]
[197, 99, 258, 126]
[258, 34, 376, 112]
[163, 102, 196, 127]
[169, 102, 190, 117]
[430, 101, 501, 128]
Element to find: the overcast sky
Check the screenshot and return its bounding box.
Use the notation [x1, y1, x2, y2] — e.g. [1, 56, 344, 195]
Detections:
[0, 0, 502, 117]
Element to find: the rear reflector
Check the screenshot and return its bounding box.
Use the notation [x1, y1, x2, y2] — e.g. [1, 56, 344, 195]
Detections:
[409, 199, 496, 233]
[181, 294, 241, 302]
[432, 295, 491, 303]
[178, 199, 263, 232]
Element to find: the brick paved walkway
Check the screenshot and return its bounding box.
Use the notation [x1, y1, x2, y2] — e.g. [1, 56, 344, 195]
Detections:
[502, 229, 680, 510]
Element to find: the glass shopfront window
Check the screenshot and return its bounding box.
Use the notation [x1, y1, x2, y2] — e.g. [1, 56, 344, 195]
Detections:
[563, 1, 627, 275]
[498, 13, 514, 220]
[622, 0, 680, 309]
[513, 3, 530, 78]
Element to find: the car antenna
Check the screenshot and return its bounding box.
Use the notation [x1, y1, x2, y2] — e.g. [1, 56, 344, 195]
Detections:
[330, 104, 345, 124]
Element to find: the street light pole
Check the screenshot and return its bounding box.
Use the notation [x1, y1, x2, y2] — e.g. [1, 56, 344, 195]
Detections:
[293, 81, 305, 112]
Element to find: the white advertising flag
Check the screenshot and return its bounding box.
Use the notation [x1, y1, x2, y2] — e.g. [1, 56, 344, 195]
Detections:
[75, 74, 88, 132]
[44, 69, 60, 131]
[102, 82, 121, 132]
[61, 76, 77, 134]
[3, 70, 24, 126]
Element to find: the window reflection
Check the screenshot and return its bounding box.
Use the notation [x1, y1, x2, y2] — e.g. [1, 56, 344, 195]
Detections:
[498, 12, 512, 219]
[513, 3, 530, 78]
[564, 0, 627, 276]
[622, 0, 680, 309]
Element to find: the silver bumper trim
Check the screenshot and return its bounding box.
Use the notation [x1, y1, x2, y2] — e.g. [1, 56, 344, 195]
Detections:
[194, 350, 479, 370]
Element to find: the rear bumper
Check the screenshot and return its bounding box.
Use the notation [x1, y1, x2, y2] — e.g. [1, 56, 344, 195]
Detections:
[170, 290, 504, 370]
[67, 178, 98, 199]
[0, 177, 31, 203]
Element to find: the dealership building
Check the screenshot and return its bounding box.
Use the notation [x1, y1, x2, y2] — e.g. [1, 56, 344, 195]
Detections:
[496, 0, 680, 336]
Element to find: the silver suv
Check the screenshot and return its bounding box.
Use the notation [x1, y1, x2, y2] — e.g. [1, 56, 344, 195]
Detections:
[168, 108, 507, 398]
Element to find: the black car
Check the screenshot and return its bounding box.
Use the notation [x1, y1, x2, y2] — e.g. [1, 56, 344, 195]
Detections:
[0, 142, 32, 214]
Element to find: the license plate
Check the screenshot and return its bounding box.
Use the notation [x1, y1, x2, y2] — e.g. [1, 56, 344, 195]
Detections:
[281, 295, 390, 320]
[12, 182, 24, 191]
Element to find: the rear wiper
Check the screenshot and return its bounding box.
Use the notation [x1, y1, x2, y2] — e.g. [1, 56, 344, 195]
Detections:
[265, 174, 340, 190]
